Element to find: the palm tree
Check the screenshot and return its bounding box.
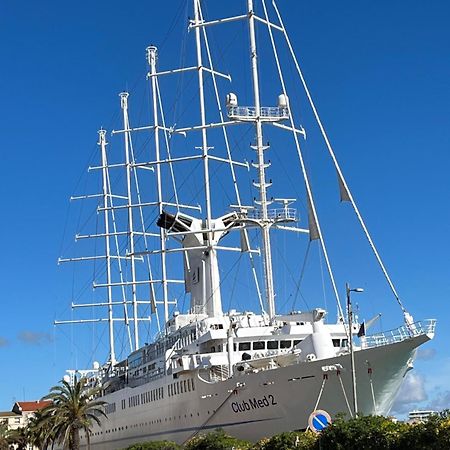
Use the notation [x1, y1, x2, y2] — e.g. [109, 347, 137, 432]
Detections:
[0, 422, 9, 450]
[42, 377, 106, 450]
[7, 426, 28, 450]
[27, 407, 55, 450]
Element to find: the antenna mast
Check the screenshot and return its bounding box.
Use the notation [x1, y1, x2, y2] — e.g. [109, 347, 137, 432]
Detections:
[247, 0, 276, 319]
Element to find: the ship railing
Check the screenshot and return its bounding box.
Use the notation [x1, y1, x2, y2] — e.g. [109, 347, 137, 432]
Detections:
[227, 105, 289, 121]
[361, 319, 436, 349]
[209, 365, 229, 382]
[247, 208, 297, 221]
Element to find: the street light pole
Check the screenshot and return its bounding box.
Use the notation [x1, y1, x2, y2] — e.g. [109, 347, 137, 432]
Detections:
[346, 282, 364, 417]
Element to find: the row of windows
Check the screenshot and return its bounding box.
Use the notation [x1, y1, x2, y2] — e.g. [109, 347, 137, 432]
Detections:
[235, 339, 302, 352]
[168, 378, 195, 397]
[127, 387, 164, 409]
[89, 410, 216, 438]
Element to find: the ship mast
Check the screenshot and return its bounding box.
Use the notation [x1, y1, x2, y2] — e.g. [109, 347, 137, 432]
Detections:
[193, 0, 213, 233]
[147, 46, 170, 324]
[120, 92, 139, 350]
[99, 129, 116, 364]
[247, 0, 276, 319]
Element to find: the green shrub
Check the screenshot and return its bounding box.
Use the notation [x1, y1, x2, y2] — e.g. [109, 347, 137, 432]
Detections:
[318, 414, 405, 450]
[123, 440, 181, 450]
[255, 430, 317, 450]
[184, 429, 252, 450]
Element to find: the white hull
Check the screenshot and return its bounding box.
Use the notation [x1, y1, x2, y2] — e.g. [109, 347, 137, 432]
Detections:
[80, 333, 430, 449]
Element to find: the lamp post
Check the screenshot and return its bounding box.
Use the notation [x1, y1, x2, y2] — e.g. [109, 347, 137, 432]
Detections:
[346, 282, 364, 417]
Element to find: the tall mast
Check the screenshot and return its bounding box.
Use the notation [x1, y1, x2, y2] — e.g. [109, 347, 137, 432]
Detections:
[147, 46, 170, 324]
[120, 92, 139, 350]
[247, 0, 276, 319]
[193, 0, 213, 232]
[99, 129, 116, 364]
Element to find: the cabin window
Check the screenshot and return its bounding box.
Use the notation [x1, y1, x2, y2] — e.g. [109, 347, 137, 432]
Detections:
[267, 340, 279, 350]
[239, 342, 251, 351]
[211, 346, 216, 353]
[280, 340, 291, 349]
[183, 380, 187, 392]
[253, 341, 265, 350]
[332, 339, 341, 347]
[293, 339, 302, 346]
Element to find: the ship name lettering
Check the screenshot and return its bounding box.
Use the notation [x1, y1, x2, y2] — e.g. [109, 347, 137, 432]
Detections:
[231, 395, 277, 413]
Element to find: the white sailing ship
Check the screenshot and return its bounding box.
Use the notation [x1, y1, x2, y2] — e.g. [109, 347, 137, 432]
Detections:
[57, 1, 436, 448]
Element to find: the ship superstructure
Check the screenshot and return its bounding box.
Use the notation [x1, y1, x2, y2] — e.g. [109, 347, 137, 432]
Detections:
[56, 1, 435, 448]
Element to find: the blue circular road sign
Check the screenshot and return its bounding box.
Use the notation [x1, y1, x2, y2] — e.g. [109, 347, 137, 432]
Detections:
[308, 409, 332, 433]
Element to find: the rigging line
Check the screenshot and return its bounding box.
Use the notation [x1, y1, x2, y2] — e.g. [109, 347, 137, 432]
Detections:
[105, 144, 134, 353]
[368, 368, 378, 414]
[173, 0, 189, 124]
[290, 240, 311, 311]
[312, 375, 327, 413]
[156, 76, 180, 208]
[262, 0, 345, 327]
[227, 255, 242, 313]
[318, 240, 328, 313]
[183, 383, 242, 445]
[337, 371, 354, 418]
[128, 117, 160, 334]
[272, 0, 407, 316]
[274, 236, 310, 312]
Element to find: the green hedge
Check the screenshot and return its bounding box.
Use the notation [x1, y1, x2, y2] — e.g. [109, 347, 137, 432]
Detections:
[123, 413, 450, 450]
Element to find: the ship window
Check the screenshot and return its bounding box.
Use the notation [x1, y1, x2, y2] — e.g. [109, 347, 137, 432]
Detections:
[192, 378, 195, 391]
[183, 380, 187, 392]
[293, 339, 302, 346]
[332, 339, 341, 347]
[180, 381, 184, 393]
[211, 346, 216, 353]
[253, 341, 265, 350]
[267, 340, 279, 350]
[342, 339, 348, 348]
[280, 340, 291, 349]
[176, 382, 180, 395]
[239, 342, 251, 351]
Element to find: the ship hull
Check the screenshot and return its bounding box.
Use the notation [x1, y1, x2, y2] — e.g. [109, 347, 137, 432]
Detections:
[79, 333, 429, 449]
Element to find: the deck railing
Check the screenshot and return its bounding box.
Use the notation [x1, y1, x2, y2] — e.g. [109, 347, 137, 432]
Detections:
[247, 208, 297, 221]
[227, 105, 289, 121]
[361, 319, 436, 349]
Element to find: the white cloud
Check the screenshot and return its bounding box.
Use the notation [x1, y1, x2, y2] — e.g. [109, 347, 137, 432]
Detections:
[391, 372, 428, 414]
[18, 331, 53, 345]
[427, 391, 450, 412]
[416, 347, 436, 361]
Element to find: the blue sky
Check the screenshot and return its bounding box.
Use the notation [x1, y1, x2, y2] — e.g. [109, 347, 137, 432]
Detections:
[0, 0, 449, 416]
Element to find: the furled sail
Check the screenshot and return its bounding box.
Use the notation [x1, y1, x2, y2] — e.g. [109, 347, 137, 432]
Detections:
[337, 170, 351, 202]
[307, 199, 320, 241]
